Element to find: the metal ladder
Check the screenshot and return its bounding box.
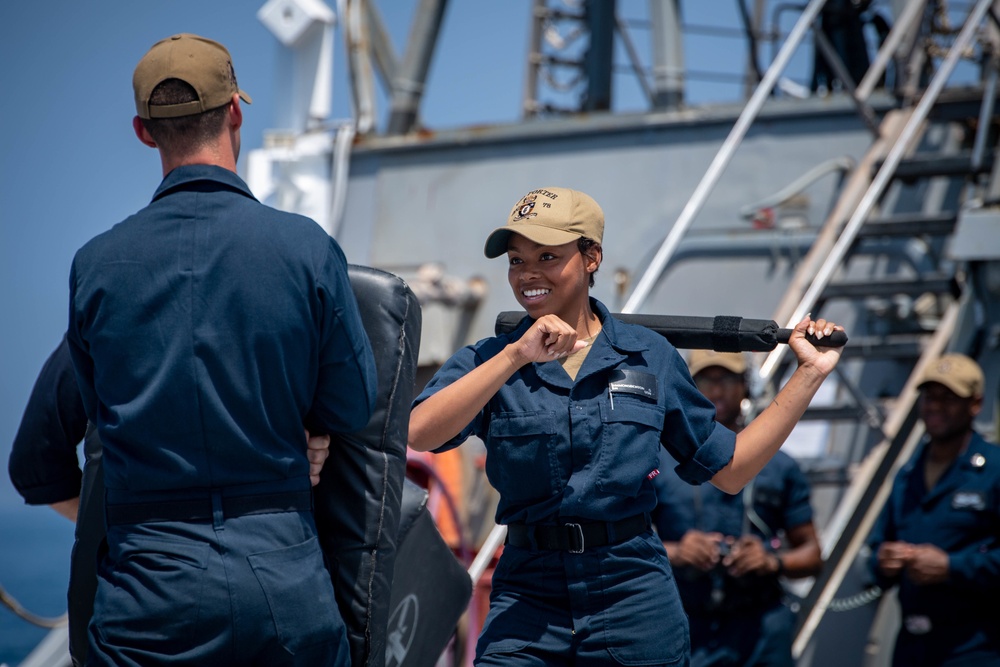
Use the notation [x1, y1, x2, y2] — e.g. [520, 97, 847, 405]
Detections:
[747, 0, 1000, 659]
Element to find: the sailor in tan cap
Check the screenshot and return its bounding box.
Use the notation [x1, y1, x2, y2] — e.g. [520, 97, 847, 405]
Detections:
[68, 33, 376, 666]
[868, 353, 1000, 667]
[652, 349, 822, 667]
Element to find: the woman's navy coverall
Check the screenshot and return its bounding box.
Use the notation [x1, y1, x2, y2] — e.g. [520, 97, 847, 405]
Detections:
[414, 298, 736, 666]
[867, 433, 1000, 667]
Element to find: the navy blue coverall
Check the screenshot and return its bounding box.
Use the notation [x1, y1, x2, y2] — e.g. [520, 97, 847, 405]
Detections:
[67, 165, 377, 666]
[414, 298, 737, 666]
[652, 450, 813, 667]
[867, 432, 1000, 667]
[8, 336, 99, 666]
[9, 336, 86, 506]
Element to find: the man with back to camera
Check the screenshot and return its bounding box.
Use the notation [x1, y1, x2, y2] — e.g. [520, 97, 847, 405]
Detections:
[651, 349, 823, 667]
[7, 335, 335, 666]
[867, 353, 1000, 667]
[65, 34, 377, 666]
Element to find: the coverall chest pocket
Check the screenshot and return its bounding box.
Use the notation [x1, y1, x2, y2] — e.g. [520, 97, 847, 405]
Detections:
[486, 412, 559, 503]
[945, 487, 994, 529]
[597, 399, 665, 497]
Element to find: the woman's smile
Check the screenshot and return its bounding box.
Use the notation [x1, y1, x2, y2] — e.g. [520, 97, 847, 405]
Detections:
[521, 288, 551, 301]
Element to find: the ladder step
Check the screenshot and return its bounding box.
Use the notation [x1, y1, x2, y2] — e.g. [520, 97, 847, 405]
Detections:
[882, 151, 995, 181]
[800, 405, 870, 421]
[770, 334, 930, 376]
[802, 465, 851, 487]
[821, 274, 956, 300]
[837, 335, 927, 359]
[859, 212, 958, 238]
[927, 87, 998, 121]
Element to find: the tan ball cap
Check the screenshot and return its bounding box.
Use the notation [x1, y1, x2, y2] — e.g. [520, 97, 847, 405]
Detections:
[134, 33, 252, 119]
[484, 187, 604, 258]
[917, 353, 984, 398]
[688, 350, 748, 377]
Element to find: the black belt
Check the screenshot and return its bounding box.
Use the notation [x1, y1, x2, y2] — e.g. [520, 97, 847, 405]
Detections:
[105, 490, 313, 525]
[505, 513, 650, 553]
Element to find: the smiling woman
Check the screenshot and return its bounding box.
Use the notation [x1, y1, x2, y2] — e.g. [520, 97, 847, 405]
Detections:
[406, 185, 846, 666]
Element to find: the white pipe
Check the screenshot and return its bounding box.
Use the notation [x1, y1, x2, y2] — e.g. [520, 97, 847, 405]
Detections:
[327, 122, 356, 239]
[468, 523, 507, 586]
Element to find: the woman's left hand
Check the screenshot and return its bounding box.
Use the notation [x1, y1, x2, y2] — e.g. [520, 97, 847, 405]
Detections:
[788, 315, 845, 377]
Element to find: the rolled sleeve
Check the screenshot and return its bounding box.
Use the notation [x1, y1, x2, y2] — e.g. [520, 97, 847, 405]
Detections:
[659, 348, 736, 485]
[411, 344, 483, 453]
[672, 420, 736, 485]
[9, 336, 88, 505]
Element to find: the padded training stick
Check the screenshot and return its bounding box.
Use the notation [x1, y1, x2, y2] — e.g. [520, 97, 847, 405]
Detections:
[494, 312, 847, 351]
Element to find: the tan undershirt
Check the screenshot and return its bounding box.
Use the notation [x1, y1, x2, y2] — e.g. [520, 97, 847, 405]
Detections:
[558, 334, 598, 381]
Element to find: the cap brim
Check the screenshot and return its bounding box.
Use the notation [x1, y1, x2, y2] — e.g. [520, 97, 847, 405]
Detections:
[917, 377, 973, 398]
[484, 225, 582, 258]
[689, 356, 746, 377]
[239, 89, 252, 105]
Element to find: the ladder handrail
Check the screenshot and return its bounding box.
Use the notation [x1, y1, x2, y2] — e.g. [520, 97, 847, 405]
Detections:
[758, 0, 997, 382]
[621, 0, 831, 315]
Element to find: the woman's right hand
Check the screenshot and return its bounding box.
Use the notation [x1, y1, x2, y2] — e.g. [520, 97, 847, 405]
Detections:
[507, 314, 589, 366]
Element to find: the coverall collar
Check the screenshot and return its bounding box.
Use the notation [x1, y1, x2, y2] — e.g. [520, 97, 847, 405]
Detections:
[913, 432, 991, 506]
[151, 164, 259, 203]
[529, 298, 651, 389]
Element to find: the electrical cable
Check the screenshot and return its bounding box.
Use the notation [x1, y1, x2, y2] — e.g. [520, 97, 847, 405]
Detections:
[0, 583, 67, 628]
[826, 585, 884, 612]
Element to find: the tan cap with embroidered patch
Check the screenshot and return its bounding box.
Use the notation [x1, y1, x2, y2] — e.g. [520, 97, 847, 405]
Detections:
[917, 353, 984, 398]
[133, 33, 252, 119]
[484, 187, 604, 258]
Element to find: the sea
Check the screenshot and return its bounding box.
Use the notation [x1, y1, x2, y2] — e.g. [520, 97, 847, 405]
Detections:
[0, 504, 75, 667]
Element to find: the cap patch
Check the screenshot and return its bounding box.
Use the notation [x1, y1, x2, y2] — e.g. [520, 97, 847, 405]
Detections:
[513, 194, 538, 221]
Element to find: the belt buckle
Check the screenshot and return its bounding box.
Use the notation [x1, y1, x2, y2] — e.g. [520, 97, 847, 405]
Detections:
[904, 615, 932, 635]
[565, 523, 585, 553]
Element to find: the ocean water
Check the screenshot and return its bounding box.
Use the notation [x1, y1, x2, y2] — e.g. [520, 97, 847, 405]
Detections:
[0, 505, 75, 666]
